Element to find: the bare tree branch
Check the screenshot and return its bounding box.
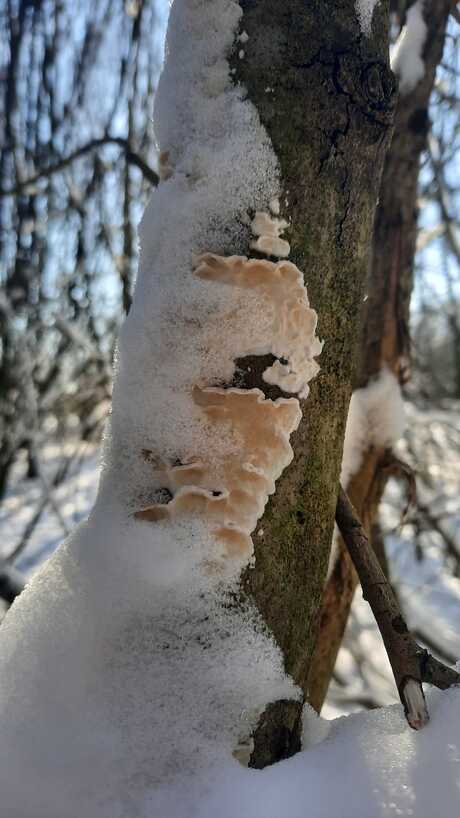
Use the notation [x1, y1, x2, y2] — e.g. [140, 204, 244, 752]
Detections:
[336, 485, 460, 730]
[0, 136, 159, 197]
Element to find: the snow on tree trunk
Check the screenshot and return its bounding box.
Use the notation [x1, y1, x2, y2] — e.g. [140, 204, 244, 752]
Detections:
[0, 1, 396, 811]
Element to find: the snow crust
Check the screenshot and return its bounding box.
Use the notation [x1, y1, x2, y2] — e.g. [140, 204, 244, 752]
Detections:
[355, 0, 379, 35]
[158, 686, 460, 818]
[0, 503, 302, 816]
[391, 0, 427, 95]
[340, 368, 406, 489]
[3, 425, 460, 816]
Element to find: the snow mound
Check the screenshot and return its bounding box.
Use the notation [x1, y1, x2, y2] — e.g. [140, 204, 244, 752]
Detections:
[0, 503, 298, 817]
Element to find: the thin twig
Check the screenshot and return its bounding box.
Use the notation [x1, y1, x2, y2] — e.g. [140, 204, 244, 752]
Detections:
[0, 136, 159, 196]
[336, 485, 460, 730]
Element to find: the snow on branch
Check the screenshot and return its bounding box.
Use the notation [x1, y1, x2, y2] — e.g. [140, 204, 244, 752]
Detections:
[340, 368, 405, 489]
[391, 0, 428, 95]
[327, 369, 405, 577]
[0, 1, 459, 814]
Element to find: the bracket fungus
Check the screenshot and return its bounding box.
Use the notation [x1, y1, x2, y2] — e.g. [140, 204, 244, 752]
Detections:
[194, 253, 322, 398]
[250, 210, 290, 258]
[136, 387, 301, 558]
[136, 248, 321, 565]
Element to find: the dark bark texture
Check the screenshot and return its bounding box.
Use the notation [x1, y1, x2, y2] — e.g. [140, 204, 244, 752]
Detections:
[231, 1, 396, 762]
[307, 0, 452, 713]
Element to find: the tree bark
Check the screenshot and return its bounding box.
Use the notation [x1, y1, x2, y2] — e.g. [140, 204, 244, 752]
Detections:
[233, 1, 396, 759]
[307, 0, 452, 713]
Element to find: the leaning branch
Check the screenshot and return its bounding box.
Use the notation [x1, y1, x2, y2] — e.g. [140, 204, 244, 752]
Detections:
[336, 485, 460, 730]
[0, 136, 159, 196]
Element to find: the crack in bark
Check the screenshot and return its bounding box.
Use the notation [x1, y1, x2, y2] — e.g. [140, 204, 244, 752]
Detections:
[231, 354, 296, 401]
[338, 165, 353, 247]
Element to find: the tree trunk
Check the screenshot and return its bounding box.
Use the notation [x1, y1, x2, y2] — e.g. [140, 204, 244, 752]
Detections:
[307, 0, 452, 712]
[232, 0, 396, 759]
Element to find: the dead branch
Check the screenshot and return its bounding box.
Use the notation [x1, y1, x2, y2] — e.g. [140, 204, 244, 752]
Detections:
[336, 485, 460, 730]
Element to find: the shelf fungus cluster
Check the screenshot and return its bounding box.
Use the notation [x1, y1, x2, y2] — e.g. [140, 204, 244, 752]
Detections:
[194, 252, 322, 398]
[136, 388, 302, 558]
[136, 222, 322, 563]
